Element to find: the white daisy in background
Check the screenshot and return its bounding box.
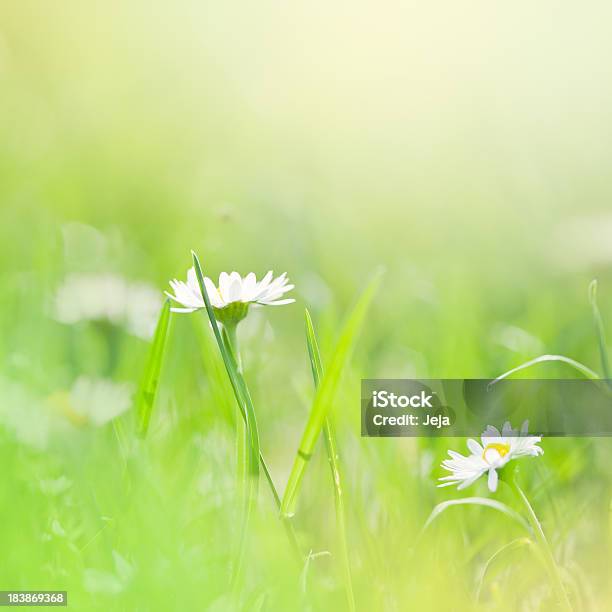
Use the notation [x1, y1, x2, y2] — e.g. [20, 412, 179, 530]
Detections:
[54, 273, 161, 340]
[166, 268, 294, 325]
[0, 376, 54, 450]
[60, 377, 133, 427]
[438, 421, 543, 492]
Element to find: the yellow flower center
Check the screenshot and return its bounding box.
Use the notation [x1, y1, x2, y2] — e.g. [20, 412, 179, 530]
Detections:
[483, 442, 511, 462]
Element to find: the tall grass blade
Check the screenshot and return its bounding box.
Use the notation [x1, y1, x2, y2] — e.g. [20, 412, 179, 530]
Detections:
[136, 299, 171, 438]
[191, 251, 260, 478]
[191, 251, 259, 589]
[589, 280, 611, 381]
[281, 274, 380, 518]
[304, 308, 355, 612]
[191, 253, 301, 563]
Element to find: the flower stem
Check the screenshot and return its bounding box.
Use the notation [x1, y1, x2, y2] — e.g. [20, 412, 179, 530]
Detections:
[223, 323, 242, 374]
[512, 476, 573, 611]
[218, 323, 256, 593]
[222, 321, 302, 563]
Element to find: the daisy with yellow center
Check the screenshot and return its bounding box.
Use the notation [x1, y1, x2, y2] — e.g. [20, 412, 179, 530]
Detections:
[166, 267, 294, 326]
[438, 421, 543, 492]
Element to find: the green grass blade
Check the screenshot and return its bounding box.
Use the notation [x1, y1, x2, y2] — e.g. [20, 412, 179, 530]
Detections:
[305, 309, 323, 387]
[191, 251, 259, 589]
[304, 308, 355, 612]
[281, 274, 381, 518]
[191, 251, 260, 478]
[475, 537, 535, 601]
[512, 477, 573, 611]
[589, 279, 611, 380]
[136, 299, 172, 438]
[490, 354, 599, 387]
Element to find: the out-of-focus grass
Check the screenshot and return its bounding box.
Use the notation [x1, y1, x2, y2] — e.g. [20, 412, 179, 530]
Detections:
[1, 2, 612, 610]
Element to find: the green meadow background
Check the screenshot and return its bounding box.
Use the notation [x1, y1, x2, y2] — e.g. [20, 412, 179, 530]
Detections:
[1, 2, 612, 610]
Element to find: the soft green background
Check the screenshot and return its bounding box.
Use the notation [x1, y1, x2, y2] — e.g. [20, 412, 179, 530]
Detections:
[1, 2, 611, 610]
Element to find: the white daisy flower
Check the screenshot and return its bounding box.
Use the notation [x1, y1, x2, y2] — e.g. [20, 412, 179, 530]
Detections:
[54, 273, 161, 340]
[438, 421, 543, 492]
[64, 377, 133, 427]
[0, 376, 53, 450]
[166, 267, 295, 325]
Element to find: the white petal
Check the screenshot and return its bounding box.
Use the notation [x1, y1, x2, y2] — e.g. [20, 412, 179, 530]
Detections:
[457, 471, 486, 490]
[227, 278, 242, 302]
[241, 272, 257, 300]
[258, 298, 295, 306]
[487, 468, 498, 492]
[187, 267, 198, 289]
[203, 277, 224, 308]
[218, 272, 231, 296]
[467, 439, 483, 456]
[252, 271, 274, 299]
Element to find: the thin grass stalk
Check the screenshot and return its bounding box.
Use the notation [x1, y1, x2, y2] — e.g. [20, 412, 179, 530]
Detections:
[305, 308, 355, 612]
[475, 537, 535, 601]
[512, 476, 573, 611]
[589, 279, 611, 381]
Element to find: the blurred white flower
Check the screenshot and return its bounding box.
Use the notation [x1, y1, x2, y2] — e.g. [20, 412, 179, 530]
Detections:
[66, 377, 133, 427]
[54, 273, 161, 339]
[166, 267, 294, 324]
[0, 376, 53, 450]
[438, 421, 543, 492]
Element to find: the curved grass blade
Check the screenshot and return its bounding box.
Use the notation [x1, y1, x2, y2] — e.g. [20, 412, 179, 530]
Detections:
[305, 308, 355, 612]
[589, 279, 611, 381]
[475, 537, 535, 601]
[489, 354, 599, 388]
[281, 273, 381, 518]
[420, 497, 530, 535]
[136, 299, 171, 438]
